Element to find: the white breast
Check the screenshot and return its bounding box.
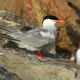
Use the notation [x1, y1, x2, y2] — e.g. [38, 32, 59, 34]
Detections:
[40, 31, 55, 39]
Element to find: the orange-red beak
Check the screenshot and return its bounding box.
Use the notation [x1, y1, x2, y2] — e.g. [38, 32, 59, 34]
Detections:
[55, 20, 65, 23]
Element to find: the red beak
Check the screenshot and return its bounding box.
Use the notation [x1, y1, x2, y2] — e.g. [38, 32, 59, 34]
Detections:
[56, 20, 65, 23]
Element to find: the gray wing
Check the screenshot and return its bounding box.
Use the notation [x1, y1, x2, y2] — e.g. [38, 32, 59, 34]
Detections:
[9, 29, 55, 48]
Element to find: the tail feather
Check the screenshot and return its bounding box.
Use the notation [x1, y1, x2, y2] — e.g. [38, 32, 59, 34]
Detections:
[0, 34, 20, 41]
[0, 25, 17, 33]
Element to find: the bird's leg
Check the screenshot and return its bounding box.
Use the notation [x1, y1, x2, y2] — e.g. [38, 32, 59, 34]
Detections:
[35, 50, 47, 59]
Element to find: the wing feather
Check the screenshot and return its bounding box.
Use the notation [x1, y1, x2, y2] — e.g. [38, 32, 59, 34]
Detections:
[10, 29, 55, 48]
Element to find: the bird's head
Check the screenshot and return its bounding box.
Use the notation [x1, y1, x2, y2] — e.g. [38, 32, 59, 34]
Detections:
[42, 15, 64, 30]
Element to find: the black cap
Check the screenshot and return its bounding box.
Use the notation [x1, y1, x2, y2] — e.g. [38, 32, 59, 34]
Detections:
[43, 15, 59, 21]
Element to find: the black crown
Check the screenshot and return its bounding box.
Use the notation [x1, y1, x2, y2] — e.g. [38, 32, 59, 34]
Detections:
[43, 15, 59, 21]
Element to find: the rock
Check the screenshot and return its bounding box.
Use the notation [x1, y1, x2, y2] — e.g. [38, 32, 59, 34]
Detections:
[0, 0, 22, 16]
[0, 66, 22, 80]
[0, 48, 80, 80]
[0, 10, 31, 28]
[22, 0, 79, 26]
[0, 0, 79, 26]
[56, 19, 80, 60]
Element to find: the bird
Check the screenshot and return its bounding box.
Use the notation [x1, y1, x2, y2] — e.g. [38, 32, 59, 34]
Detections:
[74, 44, 80, 65]
[0, 15, 64, 59]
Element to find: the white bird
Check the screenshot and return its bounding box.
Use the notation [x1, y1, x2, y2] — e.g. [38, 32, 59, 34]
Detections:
[75, 45, 80, 65]
[0, 15, 64, 58]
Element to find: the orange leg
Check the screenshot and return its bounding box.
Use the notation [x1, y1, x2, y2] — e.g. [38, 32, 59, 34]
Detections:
[35, 50, 47, 59]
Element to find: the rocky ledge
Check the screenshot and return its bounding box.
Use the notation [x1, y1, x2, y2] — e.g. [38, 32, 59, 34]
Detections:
[0, 47, 80, 80]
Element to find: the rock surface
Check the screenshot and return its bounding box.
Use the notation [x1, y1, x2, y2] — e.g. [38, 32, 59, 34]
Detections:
[0, 47, 80, 80]
[0, 65, 22, 80]
[0, 0, 79, 26]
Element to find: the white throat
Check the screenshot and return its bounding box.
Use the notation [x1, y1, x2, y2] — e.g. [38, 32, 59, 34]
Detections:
[42, 19, 57, 31]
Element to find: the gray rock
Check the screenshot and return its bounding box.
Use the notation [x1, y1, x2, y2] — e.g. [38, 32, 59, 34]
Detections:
[0, 66, 22, 80]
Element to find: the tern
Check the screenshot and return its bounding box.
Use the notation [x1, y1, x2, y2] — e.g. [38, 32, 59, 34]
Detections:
[0, 15, 64, 59]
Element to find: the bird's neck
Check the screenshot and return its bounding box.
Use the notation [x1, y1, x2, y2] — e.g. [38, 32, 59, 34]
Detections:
[42, 20, 57, 31]
[42, 25, 57, 32]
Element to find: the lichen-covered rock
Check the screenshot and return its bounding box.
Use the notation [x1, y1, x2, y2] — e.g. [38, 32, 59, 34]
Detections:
[0, 11, 31, 28]
[22, 0, 79, 26]
[0, 0, 22, 16]
[0, 0, 79, 26]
